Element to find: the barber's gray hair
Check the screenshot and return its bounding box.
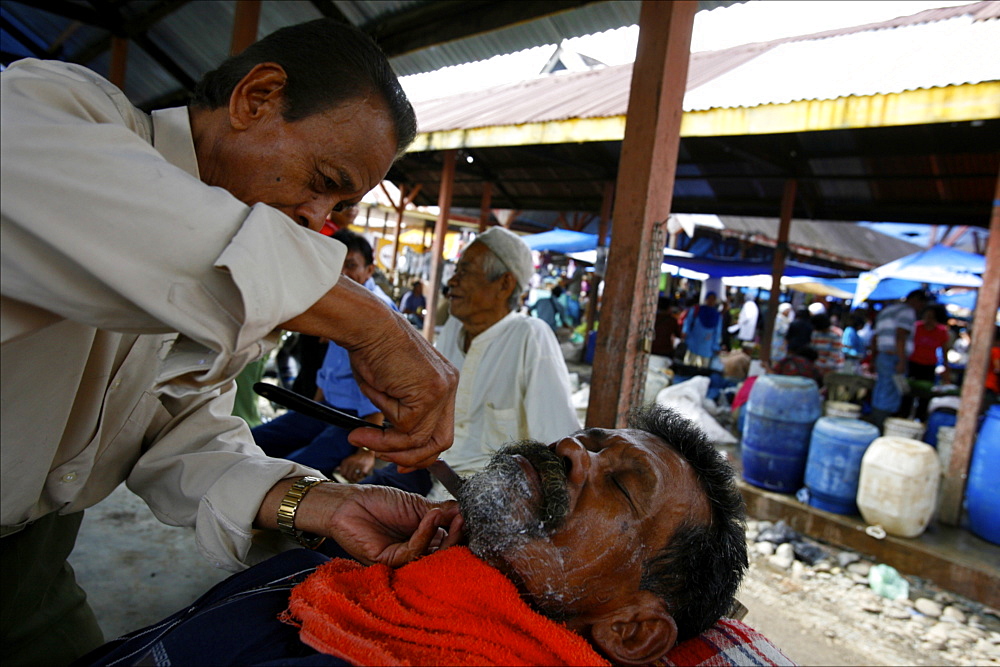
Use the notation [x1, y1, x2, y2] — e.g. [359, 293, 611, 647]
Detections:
[478, 243, 524, 312]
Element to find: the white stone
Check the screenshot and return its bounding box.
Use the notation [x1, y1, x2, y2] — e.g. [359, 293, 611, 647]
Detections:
[837, 551, 861, 567]
[942, 606, 968, 623]
[846, 561, 872, 576]
[915, 598, 944, 618]
[755, 541, 775, 557]
[775, 542, 795, 560]
[926, 622, 954, 641]
[767, 552, 794, 571]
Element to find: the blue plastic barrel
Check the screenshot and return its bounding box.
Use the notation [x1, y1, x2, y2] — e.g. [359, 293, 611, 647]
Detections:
[966, 405, 1000, 545]
[804, 417, 881, 514]
[924, 409, 957, 448]
[741, 375, 822, 493]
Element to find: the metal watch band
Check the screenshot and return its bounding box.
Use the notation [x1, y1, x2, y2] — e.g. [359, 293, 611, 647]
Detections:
[276, 476, 327, 549]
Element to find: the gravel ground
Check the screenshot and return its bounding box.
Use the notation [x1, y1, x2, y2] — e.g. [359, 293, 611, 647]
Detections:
[739, 519, 1000, 666]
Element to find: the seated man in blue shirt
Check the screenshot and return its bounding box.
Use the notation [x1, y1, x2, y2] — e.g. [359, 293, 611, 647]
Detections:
[252, 229, 430, 495]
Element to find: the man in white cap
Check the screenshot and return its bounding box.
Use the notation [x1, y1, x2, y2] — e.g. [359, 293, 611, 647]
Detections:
[433, 227, 580, 498]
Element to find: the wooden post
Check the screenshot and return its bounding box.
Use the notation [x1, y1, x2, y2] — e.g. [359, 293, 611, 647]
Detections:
[230, 0, 261, 55]
[938, 171, 1000, 524]
[584, 181, 615, 343]
[390, 184, 408, 273]
[479, 182, 493, 233]
[761, 179, 797, 366]
[587, 0, 697, 429]
[109, 36, 128, 88]
[422, 150, 457, 342]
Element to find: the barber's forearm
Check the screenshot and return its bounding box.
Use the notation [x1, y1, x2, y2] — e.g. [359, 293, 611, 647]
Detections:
[280, 278, 393, 351]
[254, 477, 345, 533]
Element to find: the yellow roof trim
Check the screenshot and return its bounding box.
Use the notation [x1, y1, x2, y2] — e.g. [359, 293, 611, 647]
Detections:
[407, 82, 1000, 152]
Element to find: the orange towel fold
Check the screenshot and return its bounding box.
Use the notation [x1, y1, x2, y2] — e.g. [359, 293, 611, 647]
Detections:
[281, 546, 610, 666]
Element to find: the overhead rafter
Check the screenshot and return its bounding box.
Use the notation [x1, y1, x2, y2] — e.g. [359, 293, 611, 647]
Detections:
[308, 0, 352, 24]
[364, 0, 597, 58]
[0, 15, 50, 58]
[69, 0, 190, 67]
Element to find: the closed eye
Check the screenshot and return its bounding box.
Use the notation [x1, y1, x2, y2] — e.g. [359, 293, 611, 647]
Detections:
[611, 475, 638, 513]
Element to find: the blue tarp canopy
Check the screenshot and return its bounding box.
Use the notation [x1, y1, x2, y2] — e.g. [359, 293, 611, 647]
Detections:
[661, 256, 842, 278]
[823, 277, 927, 302]
[854, 245, 985, 304]
[523, 229, 599, 253]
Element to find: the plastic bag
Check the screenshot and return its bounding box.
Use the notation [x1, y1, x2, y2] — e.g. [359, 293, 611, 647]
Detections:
[868, 563, 909, 600]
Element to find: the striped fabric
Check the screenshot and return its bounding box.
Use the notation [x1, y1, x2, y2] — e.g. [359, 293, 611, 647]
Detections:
[660, 619, 797, 666]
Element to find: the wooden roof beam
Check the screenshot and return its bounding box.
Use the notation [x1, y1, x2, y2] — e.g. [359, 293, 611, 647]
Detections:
[308, 0, 353, 24]
[365, 1, 597, 58]
[69, 0, 191, 68]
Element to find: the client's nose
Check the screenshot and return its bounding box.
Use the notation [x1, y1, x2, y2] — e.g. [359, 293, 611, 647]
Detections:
[553, 437, 590, 485]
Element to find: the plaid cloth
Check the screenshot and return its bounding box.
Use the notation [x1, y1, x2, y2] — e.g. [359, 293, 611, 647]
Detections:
[659, 618, 797, 666]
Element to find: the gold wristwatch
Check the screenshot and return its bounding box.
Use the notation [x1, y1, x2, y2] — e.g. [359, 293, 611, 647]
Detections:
[276, 476, 328, 549]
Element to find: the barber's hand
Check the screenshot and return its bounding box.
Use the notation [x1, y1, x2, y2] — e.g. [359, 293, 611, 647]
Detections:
[344, 314, 458, 469]
[337, 448, 376, 483]
[280, 278, 458, 469]
[260, 481, 464, 567]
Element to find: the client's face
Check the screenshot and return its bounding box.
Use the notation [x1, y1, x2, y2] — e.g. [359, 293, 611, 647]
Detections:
[457, 428, 709, 627]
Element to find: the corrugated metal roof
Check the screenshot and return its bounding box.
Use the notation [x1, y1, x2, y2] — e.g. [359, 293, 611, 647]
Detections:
[0, 1, 740, 108]
[683, 17, 1000, 109]
[711, 216, 924, 269]
[411, 1, 1000, 132]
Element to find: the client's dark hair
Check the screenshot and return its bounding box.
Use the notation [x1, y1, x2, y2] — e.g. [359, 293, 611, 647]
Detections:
[628, 404, 748, 642]
[332, 229, 374, 267]
[191, 19, 416, 157]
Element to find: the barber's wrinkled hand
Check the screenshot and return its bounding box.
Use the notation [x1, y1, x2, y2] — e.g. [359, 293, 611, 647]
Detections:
[281, 278, 458, 469]
[345, 315, 457, 469]
[261, 481, 464, 567]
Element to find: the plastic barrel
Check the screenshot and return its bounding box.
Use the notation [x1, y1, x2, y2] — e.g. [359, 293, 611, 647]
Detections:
[883, 417, 925, 441]
[966, 405, 1000, 545]
[805, 417, 881, 515]
[857, 436, 940, 538]
[741, 375, 822, 493]
[923, 409, 957, 448]
[824, 401, 861, 419]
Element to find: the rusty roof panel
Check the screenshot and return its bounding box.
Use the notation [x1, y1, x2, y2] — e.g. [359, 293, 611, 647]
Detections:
[411, 1, 1000, 132]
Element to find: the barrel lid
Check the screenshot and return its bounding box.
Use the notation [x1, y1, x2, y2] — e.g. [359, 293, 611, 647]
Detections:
[816, 416, 880, 436]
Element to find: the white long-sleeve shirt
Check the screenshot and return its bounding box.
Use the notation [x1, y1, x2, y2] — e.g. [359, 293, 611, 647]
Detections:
[434, 311, 580, 482]
[1, 59, 345, 569]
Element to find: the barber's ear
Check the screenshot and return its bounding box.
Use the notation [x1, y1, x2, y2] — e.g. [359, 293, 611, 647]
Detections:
[588, 591, 678, 666]
[229, 63, 288, 130]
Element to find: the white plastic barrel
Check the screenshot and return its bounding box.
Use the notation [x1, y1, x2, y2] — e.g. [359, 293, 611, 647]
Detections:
[824, 401, 861, 419]
[883, 417, 926, 441]
[856, 436, 940, 538]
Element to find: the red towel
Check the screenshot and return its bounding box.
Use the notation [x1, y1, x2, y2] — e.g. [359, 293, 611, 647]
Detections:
[282, 546, 610, 666]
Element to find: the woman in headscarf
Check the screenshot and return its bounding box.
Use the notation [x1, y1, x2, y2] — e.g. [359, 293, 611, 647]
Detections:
[681, 291, 723, 367]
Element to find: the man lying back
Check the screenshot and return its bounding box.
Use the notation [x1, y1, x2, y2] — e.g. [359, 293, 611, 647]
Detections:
[82, 404, 751, 666]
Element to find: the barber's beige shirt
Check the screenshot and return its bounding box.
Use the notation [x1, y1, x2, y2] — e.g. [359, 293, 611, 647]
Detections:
[0, 59, 345, 570]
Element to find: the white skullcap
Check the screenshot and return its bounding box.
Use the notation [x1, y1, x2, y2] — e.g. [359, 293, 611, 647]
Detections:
[808, 302, 827, 316]
[474, 227, 533, 290]
[778, 302, 793, 312]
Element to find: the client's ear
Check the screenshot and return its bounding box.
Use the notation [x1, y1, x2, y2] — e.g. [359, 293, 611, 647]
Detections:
[588, 591, 678, 666]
